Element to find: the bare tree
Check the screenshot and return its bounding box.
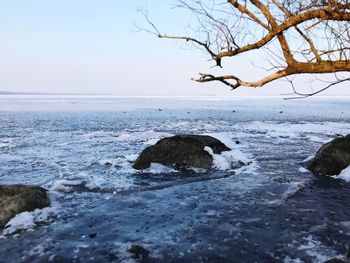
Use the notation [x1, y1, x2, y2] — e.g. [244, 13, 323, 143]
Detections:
[139, 0, 350, 98]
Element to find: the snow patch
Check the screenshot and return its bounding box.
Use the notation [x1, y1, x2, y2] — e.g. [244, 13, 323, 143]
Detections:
[298, 167, 309, 173]
[302, 155, 314, 162]
[144, 138, 159, 145]
[204, 146, 245, 170]
[203, 133, 252, 171]
[125, 154, 138, 162]
[2, 207, 59, 236]
[141, 163, 179, 174]
[337, 165, 350, 182]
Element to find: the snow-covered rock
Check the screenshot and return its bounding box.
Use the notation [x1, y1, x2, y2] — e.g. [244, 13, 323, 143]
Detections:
[0, 185, 50, 228]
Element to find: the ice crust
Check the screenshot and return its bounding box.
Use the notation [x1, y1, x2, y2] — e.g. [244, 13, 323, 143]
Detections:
[337, 165, 350, 182]
[2, 207, 59, 236]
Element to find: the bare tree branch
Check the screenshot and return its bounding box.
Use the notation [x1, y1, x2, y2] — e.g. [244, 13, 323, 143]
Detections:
[141, 0, 350, 97]
[284, 76, 350, 100]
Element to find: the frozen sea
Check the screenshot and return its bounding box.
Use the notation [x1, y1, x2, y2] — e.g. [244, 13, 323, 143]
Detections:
[0, 95, 350, 263]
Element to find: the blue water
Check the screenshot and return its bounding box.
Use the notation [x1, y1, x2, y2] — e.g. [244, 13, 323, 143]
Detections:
[0, 96, 350, 262]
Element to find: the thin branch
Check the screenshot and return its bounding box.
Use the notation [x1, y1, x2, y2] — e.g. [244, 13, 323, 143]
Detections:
[227, 0, 270, 30]
[284, 77, 350, 100]
[137, 8, 218, 60]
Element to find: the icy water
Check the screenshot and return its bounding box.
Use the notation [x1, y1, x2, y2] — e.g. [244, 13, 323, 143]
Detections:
[0, 96, 350, 263]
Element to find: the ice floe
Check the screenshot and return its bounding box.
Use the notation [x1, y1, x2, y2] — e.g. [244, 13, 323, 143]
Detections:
[2, 207, 59, 236]
[50, 171, 108, 192]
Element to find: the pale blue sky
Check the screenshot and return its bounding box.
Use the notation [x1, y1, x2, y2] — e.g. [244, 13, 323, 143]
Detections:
[0, 1, 348, 96]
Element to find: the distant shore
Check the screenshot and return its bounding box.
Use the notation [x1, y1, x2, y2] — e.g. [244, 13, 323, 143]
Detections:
[0, 91, 111, 96]
[1, 92, 350, 100]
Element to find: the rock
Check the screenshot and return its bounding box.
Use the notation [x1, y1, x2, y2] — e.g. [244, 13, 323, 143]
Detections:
[0, 184, 50, 228]
[133, 135, 231, 170]
[89, 232, 97, 238]
[128, 245, 150, 260]
[308, 134, 350, 176]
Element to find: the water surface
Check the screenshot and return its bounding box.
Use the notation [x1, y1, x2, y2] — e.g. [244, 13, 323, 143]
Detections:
[0, 96, 349, 262]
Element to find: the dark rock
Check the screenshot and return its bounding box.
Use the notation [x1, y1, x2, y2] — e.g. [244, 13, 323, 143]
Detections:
[133, 135, 231, 170]
[0, 184, 50, 228]
[128, 245, 150, 260]
[89, 232, 97, 238]
[104, 161, 113, 166]
[235, 141, 241, 145]
[308, 134, 350, 176]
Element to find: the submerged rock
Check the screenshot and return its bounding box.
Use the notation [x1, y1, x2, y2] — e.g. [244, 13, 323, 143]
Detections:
[128, 245, 150, 261]
[0, 184, 50, 228]
[308, 134, 350, 176]
[133, 135, 231, 170]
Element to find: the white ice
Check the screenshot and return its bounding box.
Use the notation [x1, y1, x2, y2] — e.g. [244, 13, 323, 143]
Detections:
[337, 165, 350, 182]
[2, 207, 59, 236]
[204, 133, 252, 171]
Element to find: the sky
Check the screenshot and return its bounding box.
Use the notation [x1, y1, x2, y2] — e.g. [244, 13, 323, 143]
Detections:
[0, 0, 349, 97]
